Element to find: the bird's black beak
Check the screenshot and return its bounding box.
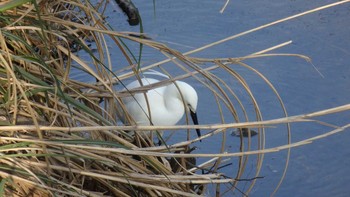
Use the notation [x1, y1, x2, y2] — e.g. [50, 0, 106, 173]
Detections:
[190, 110, 201, 142]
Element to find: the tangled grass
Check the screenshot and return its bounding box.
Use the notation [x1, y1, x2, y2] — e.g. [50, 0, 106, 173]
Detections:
[0, 0, 349, 196]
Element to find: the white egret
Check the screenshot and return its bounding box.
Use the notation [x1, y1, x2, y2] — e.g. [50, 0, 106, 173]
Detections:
[120, 78, 201, 140]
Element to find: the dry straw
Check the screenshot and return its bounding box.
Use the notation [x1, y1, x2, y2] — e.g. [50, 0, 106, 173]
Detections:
[0, 0, 349, 196]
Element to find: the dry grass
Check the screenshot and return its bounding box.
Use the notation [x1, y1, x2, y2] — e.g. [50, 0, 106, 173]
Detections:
[0, 0, 349, 196]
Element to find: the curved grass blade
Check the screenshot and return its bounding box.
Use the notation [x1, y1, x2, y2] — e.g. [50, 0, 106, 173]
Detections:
[0, 0, 32, 12]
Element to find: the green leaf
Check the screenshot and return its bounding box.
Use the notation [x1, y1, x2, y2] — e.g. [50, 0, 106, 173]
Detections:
[51, 139, 128, 149]
[0, 0, 33, 12]
[0, 142, 32, 150]
[0, 177, 8, 196]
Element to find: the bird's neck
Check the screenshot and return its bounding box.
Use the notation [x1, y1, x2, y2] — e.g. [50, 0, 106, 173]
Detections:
[164, 85, 185, 122]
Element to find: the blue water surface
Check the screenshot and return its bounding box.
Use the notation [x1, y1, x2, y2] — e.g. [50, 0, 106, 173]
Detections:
[98, 1, 350, 196]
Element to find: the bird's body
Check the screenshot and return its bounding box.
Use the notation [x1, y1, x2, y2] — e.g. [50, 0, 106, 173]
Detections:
[121, 78, 201, 139]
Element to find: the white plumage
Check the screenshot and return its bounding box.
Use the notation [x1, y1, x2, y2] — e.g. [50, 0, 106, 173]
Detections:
[121, 77, 201, 139]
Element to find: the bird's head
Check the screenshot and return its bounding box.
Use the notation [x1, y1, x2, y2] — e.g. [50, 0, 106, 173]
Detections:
[176, 81, 201, 140]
